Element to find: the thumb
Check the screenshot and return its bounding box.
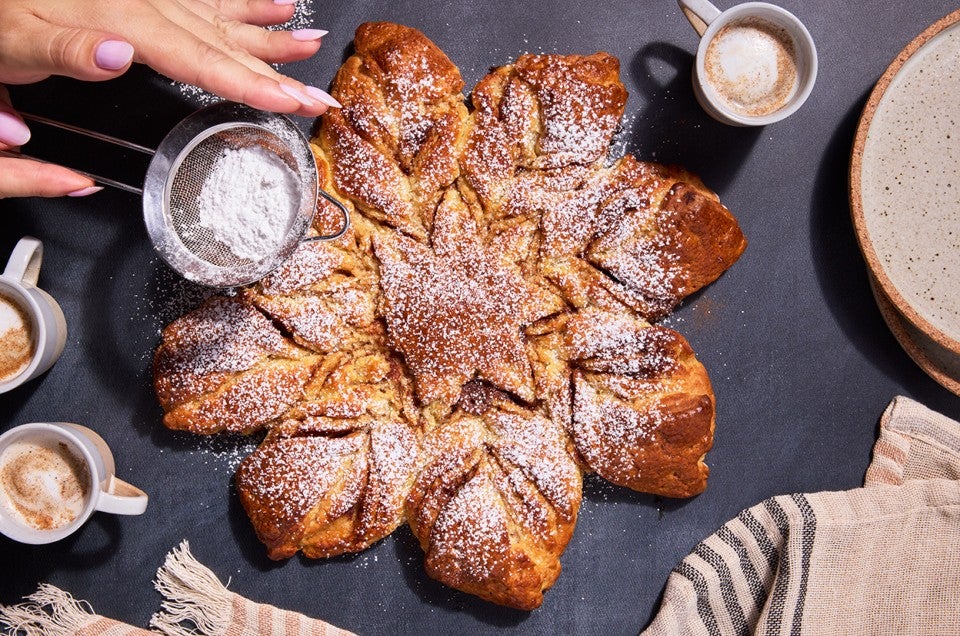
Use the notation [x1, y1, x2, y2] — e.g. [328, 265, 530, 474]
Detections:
[0, 17, 134, 84]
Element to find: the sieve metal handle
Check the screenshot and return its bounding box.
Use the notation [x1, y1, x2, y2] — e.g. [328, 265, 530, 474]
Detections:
[20, 113, 155, 155]
[12, 109, 351, 242]
[13, 111, 153, 194]
[0, 148, 144, 195]
[305, 189, 351, 242]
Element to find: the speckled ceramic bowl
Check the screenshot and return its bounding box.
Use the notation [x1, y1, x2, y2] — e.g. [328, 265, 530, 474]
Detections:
[851, 9, 960, 390]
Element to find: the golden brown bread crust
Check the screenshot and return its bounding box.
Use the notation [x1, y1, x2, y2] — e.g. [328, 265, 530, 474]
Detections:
[236, 414, 419, 559]
[406, 390, 581, 610]
[153, 296, 320, 435]
[153, 22, 747, 609]
[318, 21, 467, 240]
[564, 309, 714, 496]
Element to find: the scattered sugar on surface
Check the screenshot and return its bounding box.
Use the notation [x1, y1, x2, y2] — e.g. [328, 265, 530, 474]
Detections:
[132, 260, 217, 363]
[173, 1, 317, 105]
[610, 110, 641, 162]
[187, 433, 259, 473]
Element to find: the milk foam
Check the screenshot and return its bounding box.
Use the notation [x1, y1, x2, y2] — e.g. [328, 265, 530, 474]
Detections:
[705, 18, 798, 117]
[0, 293, 34, 383]
[0, 439, 90, 531]
[0, 294, 27, 334]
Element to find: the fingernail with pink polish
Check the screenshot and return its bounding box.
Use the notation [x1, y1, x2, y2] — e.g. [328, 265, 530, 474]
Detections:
[0, 112, 31, 146]
[274, 0, 296, 5]
[279, 83, 314, 107]
[305, 86, 342, 108]
[95, 40, 134, 70]
[67, 186, 104, 197]
[292, 29, 328, 41]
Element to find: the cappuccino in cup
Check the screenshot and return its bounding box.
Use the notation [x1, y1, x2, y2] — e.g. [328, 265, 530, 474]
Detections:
[678, 0, 817, 126]
[704, 17, 798, 117]
[0, 237, 68, 394]
[0, 423, 148, 544]
[0, 438, 91, 531]
[0, 292, 36, 383]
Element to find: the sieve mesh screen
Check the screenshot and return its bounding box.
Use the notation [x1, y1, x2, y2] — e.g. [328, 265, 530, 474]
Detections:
[166, 125, 303, 269]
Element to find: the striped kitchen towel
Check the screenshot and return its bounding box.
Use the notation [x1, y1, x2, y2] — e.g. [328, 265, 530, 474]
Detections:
[643, 395, 960, 635]
[0, 541, 355, 636]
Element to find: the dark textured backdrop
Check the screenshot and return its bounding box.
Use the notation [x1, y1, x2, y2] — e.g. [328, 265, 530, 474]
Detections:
[2, 1, 959, 634]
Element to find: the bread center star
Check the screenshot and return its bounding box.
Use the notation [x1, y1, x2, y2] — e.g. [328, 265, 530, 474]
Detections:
[374, 195, 562, 406]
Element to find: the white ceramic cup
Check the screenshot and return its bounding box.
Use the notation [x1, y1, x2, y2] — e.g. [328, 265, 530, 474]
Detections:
[0, 237, 67, 394]
[678, 0, 818, 126]
[0, 422, 148, 544]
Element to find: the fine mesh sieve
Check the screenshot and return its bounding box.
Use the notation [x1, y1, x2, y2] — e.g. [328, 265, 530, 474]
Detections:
[145, 102, 349, 287]
[9, 102, 349, 288]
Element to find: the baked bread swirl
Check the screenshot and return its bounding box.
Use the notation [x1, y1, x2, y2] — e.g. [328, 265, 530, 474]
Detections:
[153, 22, 746, 609]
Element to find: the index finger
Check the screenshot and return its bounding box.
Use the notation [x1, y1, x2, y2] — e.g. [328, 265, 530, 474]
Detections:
[152, 38, 328, 116]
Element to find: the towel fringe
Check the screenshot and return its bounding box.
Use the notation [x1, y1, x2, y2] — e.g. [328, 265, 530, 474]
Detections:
[149, 540, 234, 636]
[0, 583, 100, 636]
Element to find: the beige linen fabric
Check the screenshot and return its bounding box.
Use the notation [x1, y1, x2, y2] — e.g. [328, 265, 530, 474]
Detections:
[0, 542, 355, 636]
[644, 396, 960, 636]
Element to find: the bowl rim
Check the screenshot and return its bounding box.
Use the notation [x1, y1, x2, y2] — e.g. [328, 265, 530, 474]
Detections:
[849, 7, 960, 357]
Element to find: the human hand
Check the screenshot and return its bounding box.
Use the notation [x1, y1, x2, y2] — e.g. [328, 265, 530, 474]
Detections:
[0, 0, 339, 199]
[0, 0, 339, 117]
[0, 87, 101, 198]
[0, 0, 340, 115]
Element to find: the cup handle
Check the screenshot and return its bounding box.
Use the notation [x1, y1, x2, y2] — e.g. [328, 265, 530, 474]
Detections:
[96, 475, 149, 516]
[677, 0, 722, 36]
[3, 237, 43, 287]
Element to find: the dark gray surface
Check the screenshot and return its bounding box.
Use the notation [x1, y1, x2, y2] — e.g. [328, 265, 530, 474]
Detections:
[2, 1, 959, 634]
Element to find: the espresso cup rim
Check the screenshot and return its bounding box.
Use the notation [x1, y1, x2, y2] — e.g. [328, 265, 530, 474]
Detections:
[0, 278, 48, 392]
[695, 2, 818, 126]
[0, 422, 99, 544]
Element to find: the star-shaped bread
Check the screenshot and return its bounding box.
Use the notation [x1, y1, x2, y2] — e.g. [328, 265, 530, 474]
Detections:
[154, 21, 748, 611]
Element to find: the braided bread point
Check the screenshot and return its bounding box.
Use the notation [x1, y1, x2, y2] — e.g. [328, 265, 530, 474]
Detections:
[407, 388, 581, 610]
[154, 296, 319, 435]
[317, 22, 467, 241]
[236, 413, 419, 560]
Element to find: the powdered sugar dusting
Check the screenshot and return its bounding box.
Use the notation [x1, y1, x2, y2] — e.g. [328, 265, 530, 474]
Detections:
[238, 434, 363, 526]
[257, 241, 343, 296]
[160, 296, 290, 377]
[490, 410, 580, 524]
[572, 374, 660, 458]
[153, 23, 742, 606]
[429, 471, 509, 580]
[565, 310, 681, 376]
[174, 1, 319, 106]
[374, 211, 556, 404]
[590, 201, 685, 303]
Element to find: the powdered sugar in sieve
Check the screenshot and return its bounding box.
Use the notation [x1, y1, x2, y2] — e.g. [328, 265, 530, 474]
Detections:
[144, 102, 349, 288]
